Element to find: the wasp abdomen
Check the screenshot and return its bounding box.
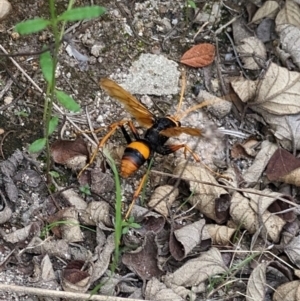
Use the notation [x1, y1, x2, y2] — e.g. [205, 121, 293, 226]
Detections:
[121, 141, 151, 177]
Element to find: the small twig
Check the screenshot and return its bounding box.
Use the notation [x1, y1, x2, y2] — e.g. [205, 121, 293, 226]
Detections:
[224, 31, 250, 80]
[213, 33, 228, 95]
[0, 44, 53, 57]
[214, 15, 240, 36]
[0, 283, 138, 301]
[193, 21, 209, 41]
[85, 106, 98, 143]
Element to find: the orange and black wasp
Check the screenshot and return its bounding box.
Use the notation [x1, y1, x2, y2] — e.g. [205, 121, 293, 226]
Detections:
[79, 76, 213, 218]
[98, 77, 212, 177]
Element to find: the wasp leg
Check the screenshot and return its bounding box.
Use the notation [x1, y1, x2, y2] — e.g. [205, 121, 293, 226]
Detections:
[120, 120, 140, 143]
[77, 120, 131, 178]
[156, 144, 200, 162]
[124, 173, 148, 220]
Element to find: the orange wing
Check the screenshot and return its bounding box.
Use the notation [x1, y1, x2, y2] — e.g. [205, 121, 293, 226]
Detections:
[100, 78, 155, 129]
[160, 127, 202, 137]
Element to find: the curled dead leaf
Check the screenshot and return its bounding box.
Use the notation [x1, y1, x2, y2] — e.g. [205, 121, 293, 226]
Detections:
[80, 200, 112, 227]
[284, 235, 300, 269]
[51, 138, 88, 170]
[273, 280, 300, 301]
[171, 219, 206, 260]
[61, 260, 92, 293]
[231, 63, 300, 115]
[50, 207, 83, 243]
[230, 77, 258, 103]
[251, 1, 280, 24]
[0, 0, 11, 21]
[145, 278, 184, 301]
[122, 232, 163, 280]
[204, 224, 235, 245]
[180, 43, 215, 68]
[148, 185, 179, 217]
[275, 1, 300, 27]
[243, 140, 278, 186]
[230, 190, 288, 242]
[236, 37, 267, 70]
[277, 25, 300, 69]
[173, 161, 230, 224]
[266, 148, 300, 185]
[164, 247, 227, 289]
[246, 262, 268, 301]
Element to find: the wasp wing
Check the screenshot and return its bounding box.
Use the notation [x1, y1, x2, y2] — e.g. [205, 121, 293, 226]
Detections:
[100, 78, 154, 128]
[160, 127, 202, 137]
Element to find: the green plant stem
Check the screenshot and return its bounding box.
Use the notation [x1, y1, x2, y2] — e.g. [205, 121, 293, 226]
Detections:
[44, 0, 75, 175]
[102, 148, 123, 273]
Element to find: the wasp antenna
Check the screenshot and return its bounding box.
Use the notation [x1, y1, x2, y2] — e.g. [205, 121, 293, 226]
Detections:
[174, 68, 186, 119]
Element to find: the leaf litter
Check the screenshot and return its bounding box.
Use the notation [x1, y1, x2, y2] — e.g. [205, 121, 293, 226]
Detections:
[2, 0, 300, 300]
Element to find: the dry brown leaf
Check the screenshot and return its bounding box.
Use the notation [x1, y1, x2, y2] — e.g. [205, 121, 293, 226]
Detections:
[145, 278, 184, 301]
[148, 185, 179, 217]
[57, 207, 83, 242]
[230, 190, 287, 242]
[80, 200, 112, 226]
[164, 247, 227, 289]
[51, 138, 88, 170]
[246, 262, 268, 301]
[266, 148, 300, 181]
[251, 0, 280, 23]
[27, 237, 71, 259]
[122, 232, 163, 280]
[204, 224, 235, 245]
[231, 63, 300, 115]
[262, 113, 300, 151]
[284, 235, 300, 269]
[91, 233, 115, 283]
[277, 25, 300, 68]
[273, 280, 300, 301]
[231, 139, 260, 159]
[230, 77, 258, 103]
[0, 0, 11, 21]
[236, 37, 267, 70]
[243, 140, 278, 186]
[180, 43, 215, 68]
[173, 161, 230, 223]
[275, 0, 300, 27]
[172, 219, 206, 259]
[61, 260, 92, 293]
[2, 222, 40, 243]
[252, 63, 300, 115]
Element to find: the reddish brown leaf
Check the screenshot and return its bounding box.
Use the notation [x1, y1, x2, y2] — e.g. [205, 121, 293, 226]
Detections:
[180, 43, 215, 68]
[266, 148, 300, 181]
[51, 137, 88, 170]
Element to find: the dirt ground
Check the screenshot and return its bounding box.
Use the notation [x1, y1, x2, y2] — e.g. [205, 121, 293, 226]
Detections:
[0, 0, 300, 301]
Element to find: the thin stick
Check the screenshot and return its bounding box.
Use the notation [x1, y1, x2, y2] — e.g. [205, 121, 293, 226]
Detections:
[175, 68, 186, 117]
[0, 283, 140, 301]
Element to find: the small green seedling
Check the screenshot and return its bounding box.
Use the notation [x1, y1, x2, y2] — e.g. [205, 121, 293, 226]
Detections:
[14, 1, 106, 175]
[121, 216, 141, 235]
[79, 184, 91, 196]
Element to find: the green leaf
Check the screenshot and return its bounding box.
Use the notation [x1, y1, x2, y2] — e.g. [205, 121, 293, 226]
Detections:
[58, 6, 106, 22]
[55, 90, 80, 112]
[40, 51, 54, 84]
[49, 171, 60, 178]
[15, 18, 51, 35]
[29, 138, 46, 153]
[188, 0, 197, 8]
[49, 116, 59, 135]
